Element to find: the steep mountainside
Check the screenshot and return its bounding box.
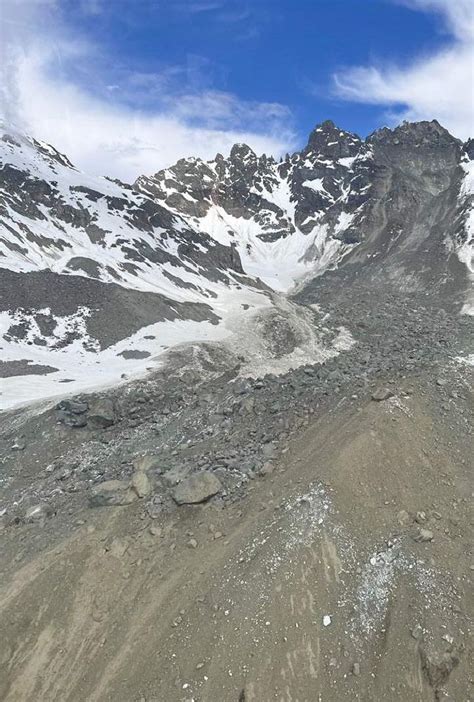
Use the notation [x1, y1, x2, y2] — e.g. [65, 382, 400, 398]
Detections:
[0, 119, 473, 409]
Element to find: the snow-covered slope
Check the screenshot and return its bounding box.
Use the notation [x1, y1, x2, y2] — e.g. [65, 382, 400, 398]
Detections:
[1, 119, 472, 409]
[135, 122, 374, 290]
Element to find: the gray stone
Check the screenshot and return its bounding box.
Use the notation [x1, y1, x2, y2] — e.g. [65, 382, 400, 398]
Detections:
[262, 443, 276, 459]
[88, 399, 116, 428]
[131, 470, 151, 498]
[12, 440, 26, 451]
[172, 472, 222, 505]
[56, 399, 88, 414]
[24, 503, 52, 522]
[89, 480, 136, 507]
[397, 509, 410, 526]
[371, 387, 394, 402]
[413, 528, 434, 543]
[106, 537, 128, 558]
[58, 411, 87, 428]
[133, 454, 161, 473]
[259, 462, 275, 477]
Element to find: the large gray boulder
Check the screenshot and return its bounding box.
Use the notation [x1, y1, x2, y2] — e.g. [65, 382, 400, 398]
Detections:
[172, 472, 222, 505]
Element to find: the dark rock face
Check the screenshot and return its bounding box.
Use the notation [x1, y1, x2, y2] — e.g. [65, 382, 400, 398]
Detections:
[294, 121, 471, 310]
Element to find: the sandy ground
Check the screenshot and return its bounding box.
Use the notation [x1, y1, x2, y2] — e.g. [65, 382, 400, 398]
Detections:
[0, 378, 472, 702]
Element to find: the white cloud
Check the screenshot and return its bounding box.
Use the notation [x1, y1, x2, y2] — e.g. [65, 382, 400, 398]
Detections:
[398, 0, 474, 41]
[0, 0, 295, 181]
[333, 0, 474, 140]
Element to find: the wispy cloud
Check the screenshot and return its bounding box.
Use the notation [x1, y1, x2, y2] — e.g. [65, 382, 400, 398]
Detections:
[0, 0, 295, 180]
[172, 1, 226, 14]
[333, 0, 474, 139]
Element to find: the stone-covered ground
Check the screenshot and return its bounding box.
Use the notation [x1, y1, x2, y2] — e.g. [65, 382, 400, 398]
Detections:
[0, 280, 473, 702]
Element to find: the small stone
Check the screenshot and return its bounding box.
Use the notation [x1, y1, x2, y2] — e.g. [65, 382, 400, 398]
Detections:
[352, 662, 361, 676]
[149, 526, 162, 537]
[262, 443, 276, 459]
[413, 528, 433, 543]
[24, 503, 52, 522]
[213, 531, 223, 540]
[397, 509, 410, 526]
[411, 624, 423, 640]
[415, 511, 427, 523]
[323, 615, 331, 627]
[131, 471, 151, 498]
[133, 454, 161, 473]
[107, 537, 128, 558]
[260, 462, 274, 477]
[12, 440, 26, 451]
[371, 387, 394, 402]
[187, 538, 198, 549]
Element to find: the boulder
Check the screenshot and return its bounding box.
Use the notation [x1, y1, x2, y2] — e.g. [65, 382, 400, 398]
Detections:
[172, 472, 222, 505]
[56, 399, 88, 414]
[89, 480, 136, 507]
[88, 399, 116, 428]
[58, 411, 87, 428]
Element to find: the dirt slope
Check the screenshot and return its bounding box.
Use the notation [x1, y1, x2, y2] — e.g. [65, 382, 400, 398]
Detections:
[1, 374, 472, 702]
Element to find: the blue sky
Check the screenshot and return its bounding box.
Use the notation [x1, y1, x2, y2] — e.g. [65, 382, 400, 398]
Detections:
[63, 0, 450, 137]
[2, 0, 473, 178]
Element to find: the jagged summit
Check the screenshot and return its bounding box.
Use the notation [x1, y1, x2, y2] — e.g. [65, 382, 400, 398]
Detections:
[229, 143, 257, 161]
[306, 120, 361, 156]
[368, 119, 462, 148]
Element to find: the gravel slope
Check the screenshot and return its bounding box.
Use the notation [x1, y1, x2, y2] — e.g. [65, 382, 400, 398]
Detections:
[0, 369, 472, 702]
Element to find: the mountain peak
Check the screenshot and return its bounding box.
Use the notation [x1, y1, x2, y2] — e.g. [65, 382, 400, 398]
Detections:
[306, 121, 361, 158]
[368, 120, 460, 147]
[229, 143, 257, 162]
